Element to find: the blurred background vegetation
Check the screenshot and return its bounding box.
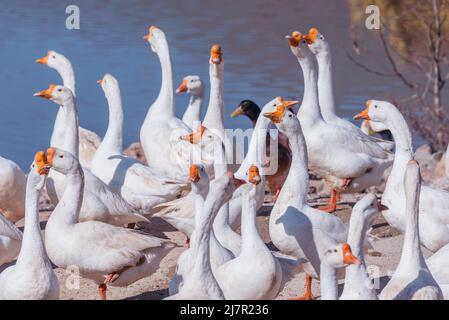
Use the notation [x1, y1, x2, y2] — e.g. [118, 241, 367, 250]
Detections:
[347, 0, 449, 151]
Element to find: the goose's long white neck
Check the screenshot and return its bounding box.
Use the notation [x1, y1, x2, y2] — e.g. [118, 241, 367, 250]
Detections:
[15, 177, 46, 267]
[383, 111, 414, 203]
[182, 91, 204, 129]
[203, 62, 225, 135]
[341, 212, 378, 299]
[316, 51, 338, 123]
[275, 125, 309, 211]
[50, 166, 84, 227]
[240, 185, 265, 253]
[97, 86, 123, 157]
[296, 47, 323, 125]
[145, 41, 174, 120]
[61, 96, 80, 159]
[320, 262, 339, 300]
[189, 185, 224, 298]
[51, 64, 76, 148]
[397, 174, 426, 273]
[235, 108, 271, 179]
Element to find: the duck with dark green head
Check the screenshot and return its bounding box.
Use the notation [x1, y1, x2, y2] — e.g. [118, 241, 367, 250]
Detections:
[231, 100, 291, 200]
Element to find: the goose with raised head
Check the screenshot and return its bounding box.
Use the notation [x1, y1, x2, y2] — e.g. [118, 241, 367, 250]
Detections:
[91, 74, 188, 214]
[0, 156, 26, 223]
[141, 26, 198, 181]
[36, 50, 101, 168]
[379, 160, 442, 300]
[0, 214, 22, 267]
[306, 28, 393, 151]
[215, 166, 283, 300]
[34, 84, 147, 226]
[319, 243, 360, 300]
[286, 31, 392, 213]
[263, 97, 347, 300]
[167, 170, 245, 300]
[155, 98, 279, 239]
[44, 147, 175, 300]
[176, 75, 205, 130]
[230, 100, 291, 200]
[354, 100, 449, 252]
[0, 152, 59, 300]
[340, 193, 381, 300]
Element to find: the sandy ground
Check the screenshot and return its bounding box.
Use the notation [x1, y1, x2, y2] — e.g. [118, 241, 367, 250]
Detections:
[9, 182, 433, 301]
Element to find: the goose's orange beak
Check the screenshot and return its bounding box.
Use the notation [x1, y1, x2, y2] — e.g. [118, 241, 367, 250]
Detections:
[35, 51, 50, 65]
[179, 125, 206, 144]
[34, 84, 55, 99]
[176, 79, 188, 93]
[285, 31, 302, 47]
[263, 97, 299, 124]
[307, 27, 319, 44]
[97, 79, 103, 85]
[342, 243, 360, 265]
[210, 44, 222, 64]
[46, 147, 55, 166]
[353, 101, 372, 120]
[35, 151, 50, 175]
[248, 165, 261, 186]
[143, 26, 157, 41]
[189, 165, 200, 183]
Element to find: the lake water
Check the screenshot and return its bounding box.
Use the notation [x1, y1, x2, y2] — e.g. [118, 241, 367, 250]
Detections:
[0, 0, 402, 169]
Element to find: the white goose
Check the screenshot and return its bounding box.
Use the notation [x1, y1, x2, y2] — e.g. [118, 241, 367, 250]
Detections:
[36, 50, 101, 168]
[215, 166, 283, 300]
[91, 74, 188, 214]
[354, 100, 449, 252]
[379, 160, 442, 300]
[155, 98, 276, 242]
[286, 32, 392, 212]
[0, 213, 22, 267]
[306, 28, 393, 152]
[44, 147, 175, 300]
[141, 26, 197, 181]
[167, 170, 245, 300]
[176, 75, 205, 130]
[34, 84, 147, 226]
[0, 152, 59, 300]
[340, 193, 381, 300]
[264, 99, 347, 300]
[0, 156, 26, 223]
[319, 243, 360, 300]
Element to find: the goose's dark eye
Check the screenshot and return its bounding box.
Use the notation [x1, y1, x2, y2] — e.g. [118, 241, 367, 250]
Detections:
[52, 55, 56, 59]
[59, 154, 63, 158]
[288, 114, 292, 118]
[374, 105, 378, 109]
[333, 249, 337, 253]
[58, 88, 62, 92]
[319, 36, 324, 40]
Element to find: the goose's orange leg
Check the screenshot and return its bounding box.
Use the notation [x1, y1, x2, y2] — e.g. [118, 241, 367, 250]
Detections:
[98, 284, 107, 300]
[319, 189, 339, 213]
[290, 273, 314, 300]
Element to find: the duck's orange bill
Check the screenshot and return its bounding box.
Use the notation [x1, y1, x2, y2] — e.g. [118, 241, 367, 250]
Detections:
[46, 147, 55, 166]
[210, 44, 222, 64]
[143, 26, 157, 41]
[248, 165, 261, 185]
[35, 151, 49, 175]
[34, 84, 55, 99]
[342, 243, 360, 265]
[189, 165, 200, 183]
[285, 31, 302, 47]
[35, 51, 50, 64]
[176, 79, 188, 93]
[180, 125, 206, 144]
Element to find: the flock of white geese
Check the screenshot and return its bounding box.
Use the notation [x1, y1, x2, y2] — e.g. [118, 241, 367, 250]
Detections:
[0, 26, 448, 300]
